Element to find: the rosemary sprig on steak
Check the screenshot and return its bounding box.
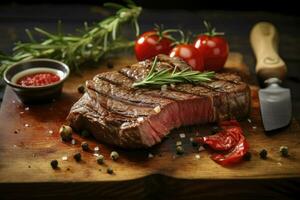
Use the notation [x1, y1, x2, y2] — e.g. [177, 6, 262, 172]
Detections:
[0, 1, 142, 77]
[132, 56, 215, 88]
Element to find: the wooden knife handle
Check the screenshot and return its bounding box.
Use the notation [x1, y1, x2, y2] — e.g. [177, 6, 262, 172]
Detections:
[250, 22, 287, 81]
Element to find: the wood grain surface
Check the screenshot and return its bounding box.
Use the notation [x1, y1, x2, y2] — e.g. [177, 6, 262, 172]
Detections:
[0, 53, 299, 199]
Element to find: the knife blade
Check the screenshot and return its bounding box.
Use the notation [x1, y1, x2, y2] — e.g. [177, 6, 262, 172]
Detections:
[250, 22, 292, 131]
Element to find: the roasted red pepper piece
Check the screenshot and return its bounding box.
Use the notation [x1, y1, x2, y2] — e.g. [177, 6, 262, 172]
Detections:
[195, 120, 249, 166]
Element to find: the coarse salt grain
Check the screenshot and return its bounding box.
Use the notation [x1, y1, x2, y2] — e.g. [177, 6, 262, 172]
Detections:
[12, 100, 16, 104]
[93, 153, 100, 157]
[25, 107, 29, 111]
[179, 133, 186, 138]
[252, 126, 257, 130]
[195, 154, 201, 160]
[198, 146, 205, 152]
[148, 153, 154, 158]
[20, 112, 24, 114]
[154, 106, 161, 113]
[24, 124, 29, 127]
[247, 118, 252, 123]
[71, 139, 76, 145]
[94, 146, 100, 151]
[62, 156, 68, 161]
[176, 141, 182, 146]
[189, 137, 194, 142]
[48, 130, 53, 134]
[137, 117, 144, 122]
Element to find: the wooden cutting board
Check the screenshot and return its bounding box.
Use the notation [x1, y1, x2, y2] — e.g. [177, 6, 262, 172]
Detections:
[0, 53, 300, 199]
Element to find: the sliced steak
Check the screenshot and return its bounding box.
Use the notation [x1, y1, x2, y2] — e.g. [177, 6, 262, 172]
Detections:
[67, 55, 251, 148]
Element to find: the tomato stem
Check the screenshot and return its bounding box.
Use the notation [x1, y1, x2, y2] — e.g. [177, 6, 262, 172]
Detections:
[203, 21, 225, 36]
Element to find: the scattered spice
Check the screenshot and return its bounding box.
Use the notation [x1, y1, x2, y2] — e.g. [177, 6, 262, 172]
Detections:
[148, 153, 154, 158]
[28, 165, 31, 168]
[62, 156, 68, 161]
[176, 145, 184, 155]
[71, 139, 76, 145]
[14, 130, 19, 134]
[94, 146, 100, 152]
[243, 152, 252, 161]
[259, 149, 268, 159]
[110, 151, 119, 161]
[176, 141, 182, 146]
[59, 125, 73, 142]
[97, 155, 104, 164]
[50, 160, 58, 169]
[107, 167, 114, 174]
[73, 153, 81, 162]
[81, 130, 90, 138]
[81, 141, 89, 151]
[93, 153, 100, 157]
[279, 146, 289, 157]
[198, 146, 205, 152]
[77, 84, 85, 94]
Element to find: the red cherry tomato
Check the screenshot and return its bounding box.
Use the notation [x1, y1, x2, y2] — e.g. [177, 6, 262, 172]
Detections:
[135, 31, 173, 61]
[194, 35, 229, 71]
[169, 44, 204, 71]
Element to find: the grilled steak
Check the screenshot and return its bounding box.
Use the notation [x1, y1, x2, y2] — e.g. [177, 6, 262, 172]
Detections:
[67, 55, 251, 148]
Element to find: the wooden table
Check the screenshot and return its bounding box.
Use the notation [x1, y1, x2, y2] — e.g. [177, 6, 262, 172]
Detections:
[0, 53, 300, 199]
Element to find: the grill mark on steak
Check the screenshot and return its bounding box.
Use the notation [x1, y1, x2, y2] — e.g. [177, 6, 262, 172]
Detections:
[104, 67, 249, 121]
[96, 72, 201, 101]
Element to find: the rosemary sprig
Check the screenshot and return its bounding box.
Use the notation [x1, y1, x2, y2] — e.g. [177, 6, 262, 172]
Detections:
[0, 1, 142, 77]
[132, 56, 215, 88]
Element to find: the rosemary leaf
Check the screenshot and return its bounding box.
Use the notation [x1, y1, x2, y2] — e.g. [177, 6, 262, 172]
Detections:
[132, 56, 215, 88]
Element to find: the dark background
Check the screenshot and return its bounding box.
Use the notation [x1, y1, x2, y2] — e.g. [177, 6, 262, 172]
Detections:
[0, 0, 299, 121]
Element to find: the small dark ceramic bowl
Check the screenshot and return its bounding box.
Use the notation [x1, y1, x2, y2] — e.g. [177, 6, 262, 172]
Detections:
[4, 59, 70, 104]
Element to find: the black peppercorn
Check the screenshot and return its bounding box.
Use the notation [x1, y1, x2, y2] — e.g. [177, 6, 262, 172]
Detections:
[176, 146, 184, 155]
[81, 141, 89, 151]
[107, 167, 114, 174]
[259, 149, 268, 159]
[280, 146, 289, 157]
[81, 130, 90, 138]
[50, 160, 58, 169]
[243, 152, 252, 161]
[59, 125, 73, 142]
[73, 153, 81, 162]
[97, 155, 104, 164]
[110, 151, 119, 161]
[77, 85, 85, 94]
